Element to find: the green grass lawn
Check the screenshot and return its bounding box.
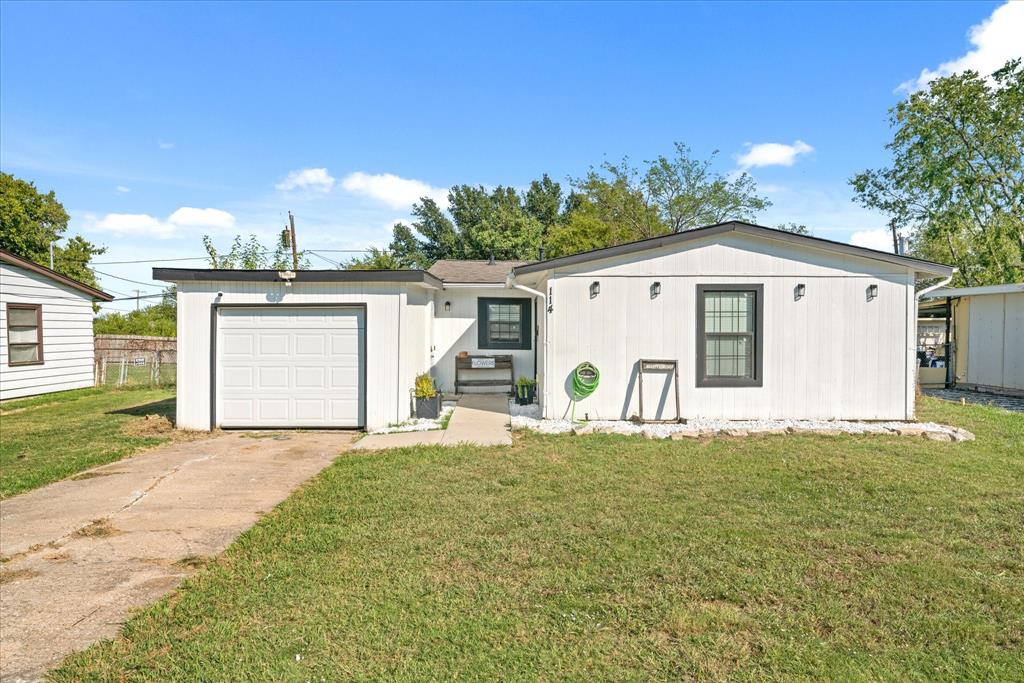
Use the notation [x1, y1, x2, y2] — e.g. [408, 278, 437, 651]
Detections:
[52, 397, 1023, 681]
[0, 386, 177, 499]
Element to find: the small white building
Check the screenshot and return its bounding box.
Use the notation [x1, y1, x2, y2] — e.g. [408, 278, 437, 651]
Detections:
[0, 248, 113, 400]
[920, 284, 1024, 395]
[158, 222, 953, 431]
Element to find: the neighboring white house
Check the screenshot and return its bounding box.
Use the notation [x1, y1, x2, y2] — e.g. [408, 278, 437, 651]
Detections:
[0, 248, 113, 401]
[157, 222, 954, 431]
[920, 283, 1024, 395]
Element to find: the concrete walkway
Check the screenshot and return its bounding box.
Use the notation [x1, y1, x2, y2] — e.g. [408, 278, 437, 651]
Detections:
[0, 431, 354, 682]
[354, 394, 512, 450]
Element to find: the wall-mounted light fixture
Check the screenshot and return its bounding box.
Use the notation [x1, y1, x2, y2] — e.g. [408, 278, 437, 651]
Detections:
[867, 284, 878, 301]
[651, 281, 662, 298]
[444, 301, 451, 312]
[589, 281, 600, 299]
[794, 283, 806, 300]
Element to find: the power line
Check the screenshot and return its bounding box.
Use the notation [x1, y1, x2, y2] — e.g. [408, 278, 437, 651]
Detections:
[92, 256, 212, 265]
[92, 269, 163, 288]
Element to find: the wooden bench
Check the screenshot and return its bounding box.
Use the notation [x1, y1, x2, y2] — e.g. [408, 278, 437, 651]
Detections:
[455, 354, 514, 394]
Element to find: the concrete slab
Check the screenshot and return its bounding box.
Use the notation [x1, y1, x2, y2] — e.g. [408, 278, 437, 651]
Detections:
[0, 430, 354, 682]
[351, 429, 445, 450]
[441, 394, 511, 446]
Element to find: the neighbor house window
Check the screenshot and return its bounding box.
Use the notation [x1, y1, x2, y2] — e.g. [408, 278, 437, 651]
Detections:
[696, 285, 762, 387]
[477, 297, 531, 350]
[6, 303, 44, 365]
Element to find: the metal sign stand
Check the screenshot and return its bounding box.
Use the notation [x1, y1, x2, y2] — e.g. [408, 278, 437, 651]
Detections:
[637, 359, 685, 423]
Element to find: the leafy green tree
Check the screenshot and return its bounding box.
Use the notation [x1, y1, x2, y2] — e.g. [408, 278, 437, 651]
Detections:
[524, 173, 566, 234]
[776, 222, 810, 235]
[851, 59, 1023, 286]
[94, 288, 177, 336]
[0, 172, 105, 287]
[344, 246, 407, 270]
[545, 143, 770, 257]
[202, 233, 310, 269]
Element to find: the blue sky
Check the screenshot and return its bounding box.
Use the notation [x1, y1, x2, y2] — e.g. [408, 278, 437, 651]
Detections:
[1, 1, 1020, 311]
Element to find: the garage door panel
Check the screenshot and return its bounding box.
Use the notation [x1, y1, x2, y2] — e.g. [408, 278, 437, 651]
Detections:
[222, 367, 253, 389]
[222, 334, 254, 355]
[295, 366, 326, 388]
[217, 307, 365, 428]
[257, 366, 289, 389]
[222, 399, 254, 421]
[259, 334, 289, 355]
[295, 335, 326, 355]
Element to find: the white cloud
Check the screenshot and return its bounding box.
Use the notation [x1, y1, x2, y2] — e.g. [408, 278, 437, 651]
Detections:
[737, 140, 814, 169]
[86, 207, 237, 239]
[158, 140, 174, 150]
[849, 228, 896, 253]
[116, 185, 131, 194]
[166, 207, 236, 229]
[898, 2, 1024, 92]
[341, 171, 448, 209]
[276, 167, 336, 192]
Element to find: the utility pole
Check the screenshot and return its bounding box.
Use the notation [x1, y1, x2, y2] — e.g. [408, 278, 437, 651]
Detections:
[134, 289, 142, 311]
[49, 242, 55, 269]
[288, 211, 299, 271]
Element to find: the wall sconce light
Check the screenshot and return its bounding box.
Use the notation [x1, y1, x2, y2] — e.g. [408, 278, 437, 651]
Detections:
[651, 281, 661, 298]
[589, 281, 600, 299]
[444, 301, 451, 312]
[867, 284, 878, 301]
[794, 283, 806, 300]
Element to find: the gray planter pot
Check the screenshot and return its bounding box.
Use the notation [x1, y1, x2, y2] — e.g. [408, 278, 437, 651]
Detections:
[415, 395, 441, 420]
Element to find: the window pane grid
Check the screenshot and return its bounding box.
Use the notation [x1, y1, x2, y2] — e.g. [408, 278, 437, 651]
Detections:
[487, 304, 522, 343]
[7, 304, 42, 365]
[702, 290, 756, 380]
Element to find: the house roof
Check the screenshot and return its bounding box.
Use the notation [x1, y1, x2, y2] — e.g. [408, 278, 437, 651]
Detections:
[427, 259, 531, 284]
[153, 267, 443, 288]
[0, 248, 113, 301]
[512, 221, 954, 278]
[923, 283, 1024, 299]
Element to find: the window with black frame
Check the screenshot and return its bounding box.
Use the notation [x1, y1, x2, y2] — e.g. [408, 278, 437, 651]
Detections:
[477, 297, 531, 350]
[696, 285, 762, 387]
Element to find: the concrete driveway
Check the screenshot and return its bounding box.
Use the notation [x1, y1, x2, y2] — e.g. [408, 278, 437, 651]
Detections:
[0, 430, 355, 682]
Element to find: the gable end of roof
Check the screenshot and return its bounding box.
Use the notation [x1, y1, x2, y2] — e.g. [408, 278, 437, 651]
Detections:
[0, 248, 114, 301]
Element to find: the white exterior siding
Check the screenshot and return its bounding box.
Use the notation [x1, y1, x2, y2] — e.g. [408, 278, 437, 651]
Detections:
[965, 291, 1024, 392]
[430, 287, 537, 393]
[173, 280, 432, 431]
[539, 233, 918, 421]
[0, 262, 97, 400]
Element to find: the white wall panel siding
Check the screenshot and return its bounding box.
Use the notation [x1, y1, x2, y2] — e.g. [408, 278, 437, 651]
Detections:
[540, 234, 918, 421]
[0, 263, 97, 400]
[430, 287, 536, 393]
[964, 292, 1024, 392]
[173, 281, 428, 431]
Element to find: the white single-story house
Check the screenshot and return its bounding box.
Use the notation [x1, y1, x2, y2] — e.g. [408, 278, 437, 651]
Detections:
[1, 248, 113, 401]
[919, 283, 1024, 395]
[156, 221, 954, 431]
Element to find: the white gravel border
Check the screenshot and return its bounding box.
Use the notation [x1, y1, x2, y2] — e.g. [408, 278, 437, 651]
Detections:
[509, 402, 974, 442]
[371, 401, 457, 434]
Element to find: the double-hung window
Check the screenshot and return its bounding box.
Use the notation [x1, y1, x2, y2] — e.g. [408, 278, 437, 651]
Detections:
[477, 298, 531, 350]
[6, 303, 44, 365]
[696, 285, 762, 387]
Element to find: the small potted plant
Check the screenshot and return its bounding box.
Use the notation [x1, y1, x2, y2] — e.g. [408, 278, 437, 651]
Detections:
[414, 372, 441, 419]
[515, 376, 537, 405]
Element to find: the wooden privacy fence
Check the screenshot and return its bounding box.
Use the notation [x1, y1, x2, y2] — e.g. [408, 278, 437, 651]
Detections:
[94, 335, 177, 387]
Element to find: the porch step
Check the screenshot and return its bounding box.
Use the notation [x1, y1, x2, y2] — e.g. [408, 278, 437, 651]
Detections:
[455, 379, 513, 387]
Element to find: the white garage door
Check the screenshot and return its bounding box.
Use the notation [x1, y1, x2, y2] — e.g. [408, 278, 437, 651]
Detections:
[217, 306, 365, 428]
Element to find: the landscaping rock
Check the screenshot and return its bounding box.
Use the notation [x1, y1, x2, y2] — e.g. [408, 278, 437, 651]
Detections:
[924, 431, 953, 442]
[670, 431, 701, 440]
[951, 428, 976, 442]
[722, 428, 749, 437]
[893, 425, 926, 437]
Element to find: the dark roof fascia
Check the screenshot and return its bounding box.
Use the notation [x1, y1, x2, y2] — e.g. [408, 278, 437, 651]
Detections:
[513, 221, 954, 277]
[0, 248, 114, 301]
[153, 268, 443, 288]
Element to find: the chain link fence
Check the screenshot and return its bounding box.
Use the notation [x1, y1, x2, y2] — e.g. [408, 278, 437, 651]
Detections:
[95, 357, 176, 388]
